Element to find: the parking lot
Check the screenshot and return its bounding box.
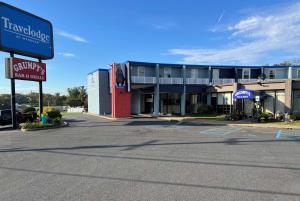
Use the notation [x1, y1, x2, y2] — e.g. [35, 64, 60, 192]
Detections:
[0, 114, 300, 201]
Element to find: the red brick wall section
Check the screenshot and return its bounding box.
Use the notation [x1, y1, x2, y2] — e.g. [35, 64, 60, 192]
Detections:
[111, 63, 131, 118]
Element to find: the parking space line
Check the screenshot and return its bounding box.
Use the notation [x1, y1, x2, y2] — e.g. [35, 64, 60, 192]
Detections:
[198, 127, 242, 136]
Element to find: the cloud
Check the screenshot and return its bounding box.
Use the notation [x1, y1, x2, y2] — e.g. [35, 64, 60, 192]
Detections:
[58, 52, 75, 58]
[168, 2, 300, 65]
[56, 31, 88, 43]
[217, 10, 226, 25]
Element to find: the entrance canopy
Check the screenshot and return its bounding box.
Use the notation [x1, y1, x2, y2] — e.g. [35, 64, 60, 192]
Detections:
[233, 89, 254, 100]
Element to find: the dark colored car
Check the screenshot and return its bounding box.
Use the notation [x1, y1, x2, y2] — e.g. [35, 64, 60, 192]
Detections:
[0, 109, 37, 126]
[0, 109, 12, 125]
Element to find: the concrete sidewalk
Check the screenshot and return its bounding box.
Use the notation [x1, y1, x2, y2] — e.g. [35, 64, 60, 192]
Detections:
[86, 113, 300, 130]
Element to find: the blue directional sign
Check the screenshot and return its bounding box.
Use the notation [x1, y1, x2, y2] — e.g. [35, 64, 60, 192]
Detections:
[0, 2, 54, 59]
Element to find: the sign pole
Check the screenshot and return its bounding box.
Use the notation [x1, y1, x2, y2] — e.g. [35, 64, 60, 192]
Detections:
[38, 58, 43, 117]
[10, 53, 17, 129]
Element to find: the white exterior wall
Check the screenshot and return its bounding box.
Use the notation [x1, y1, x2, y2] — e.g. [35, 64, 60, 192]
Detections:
[87, 71, 100, 115]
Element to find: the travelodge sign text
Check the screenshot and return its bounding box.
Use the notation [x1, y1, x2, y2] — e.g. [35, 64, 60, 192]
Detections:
[0, 2, 54, 59]
[5, 57, 46, 81]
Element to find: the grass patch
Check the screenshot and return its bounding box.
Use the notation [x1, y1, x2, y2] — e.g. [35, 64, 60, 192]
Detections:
[61, 112, 82, 116]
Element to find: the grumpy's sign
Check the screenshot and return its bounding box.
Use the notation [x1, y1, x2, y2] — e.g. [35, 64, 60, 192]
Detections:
[5, 57, 46, 81]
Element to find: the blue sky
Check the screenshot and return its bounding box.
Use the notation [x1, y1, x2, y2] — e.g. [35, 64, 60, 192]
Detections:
[0, 0, 299, 94]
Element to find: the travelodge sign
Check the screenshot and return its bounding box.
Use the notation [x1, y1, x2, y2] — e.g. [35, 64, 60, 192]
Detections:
[0, 2, 54, 59]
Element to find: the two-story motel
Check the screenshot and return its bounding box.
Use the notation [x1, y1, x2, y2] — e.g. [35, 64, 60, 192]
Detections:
[87, 61, 300, 118]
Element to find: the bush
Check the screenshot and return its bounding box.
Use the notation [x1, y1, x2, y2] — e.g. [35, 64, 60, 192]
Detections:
[197, 104, 214, 114]
[257, 112, 273, 122]
[53, 117, 62, 125]
[46, 110, 62, 120]
[291, 112, 300, 120]
[20, 121, 54, 130]
[225, 110, 244, 121]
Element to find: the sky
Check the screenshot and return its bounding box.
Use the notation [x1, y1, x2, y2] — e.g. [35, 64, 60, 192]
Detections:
[0, 0, 300, 95]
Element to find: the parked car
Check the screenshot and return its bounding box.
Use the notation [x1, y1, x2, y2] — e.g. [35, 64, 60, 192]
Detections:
[0, 109, 12, 125]
[0, 108, 37, 126]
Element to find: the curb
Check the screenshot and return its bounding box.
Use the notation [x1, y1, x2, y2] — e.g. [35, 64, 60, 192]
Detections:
[228, 123, 300, 130]
[21, 122, 69, 132]
[85, 113, 117, 121]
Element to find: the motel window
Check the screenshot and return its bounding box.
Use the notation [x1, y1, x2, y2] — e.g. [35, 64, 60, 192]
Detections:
[269, 70, 275, 79]
[191, 69, 198, 78]
[297, 69, 300, 79]
[164, 67, 171, 78]
[138, 66, 145, 77]
[242, 69, 250, 79]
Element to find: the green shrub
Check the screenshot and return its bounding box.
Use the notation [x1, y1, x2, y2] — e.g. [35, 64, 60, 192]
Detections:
[197, 104, 214, 114]
[292, 112, 300, 120]
[53, 117, 62, 125]
[20, 121, 54, 130]
[46, 110, 62, 120]
[257, 112, 273, 122]
[225, 110, 244, 121]
[20, 121, 36, 129]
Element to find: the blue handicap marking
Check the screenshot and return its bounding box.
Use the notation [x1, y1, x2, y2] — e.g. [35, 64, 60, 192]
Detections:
[276, 130, 282, 139]
[276, 130, 300, 140]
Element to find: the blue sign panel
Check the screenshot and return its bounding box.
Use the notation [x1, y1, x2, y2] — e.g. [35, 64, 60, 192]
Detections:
[0, 2, 54, 59]
[233, 89, 254, 100]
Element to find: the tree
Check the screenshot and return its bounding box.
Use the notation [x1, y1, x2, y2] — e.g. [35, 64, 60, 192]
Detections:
[273, 60, 300, 66]
[66, 86, 87, 107]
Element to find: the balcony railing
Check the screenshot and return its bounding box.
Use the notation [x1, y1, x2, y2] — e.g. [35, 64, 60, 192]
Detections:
[131, 76, 156, 84]
[264, 78, 287, 82]
[212, 79, 235, 85]
[186, 78, 209, 85]
[159, 77, 183, 84]
[238, 79, 258, 83]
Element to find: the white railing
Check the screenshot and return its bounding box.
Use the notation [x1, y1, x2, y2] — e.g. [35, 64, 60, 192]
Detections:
[131, 76, 157, 84]
[264, 79, 287, 82]
[238, 79, 258, 83]
[212, 79, 235, 85]
[159, 77, 183, 84]
[186, 78, 209, 85]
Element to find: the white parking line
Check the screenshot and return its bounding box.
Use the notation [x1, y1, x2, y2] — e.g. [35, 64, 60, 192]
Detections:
[198, 127, 243, 136]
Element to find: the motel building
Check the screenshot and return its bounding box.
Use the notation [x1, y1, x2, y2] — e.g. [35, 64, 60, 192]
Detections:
[87, 61, 300, 118]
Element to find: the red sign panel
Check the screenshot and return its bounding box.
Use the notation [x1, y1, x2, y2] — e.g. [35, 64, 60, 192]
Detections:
[6, 57, 46, 81]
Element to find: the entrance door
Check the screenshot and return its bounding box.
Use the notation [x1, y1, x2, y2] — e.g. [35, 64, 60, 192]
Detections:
[144, 94, 153, 113]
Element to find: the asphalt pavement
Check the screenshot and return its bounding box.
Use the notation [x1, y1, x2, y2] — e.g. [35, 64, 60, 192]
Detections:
[0, 114, 299, 201]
